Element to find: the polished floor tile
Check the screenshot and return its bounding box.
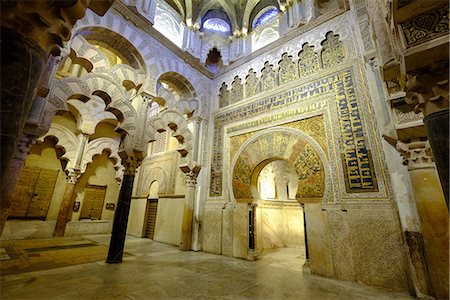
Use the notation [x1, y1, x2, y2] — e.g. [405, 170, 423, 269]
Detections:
[0, 235, 414, 299]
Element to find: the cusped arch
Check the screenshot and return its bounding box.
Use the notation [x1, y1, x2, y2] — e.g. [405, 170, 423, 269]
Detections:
[230, 128, 331, 203]
[38, 123, 79, 169]
[80, 137, 122, 176]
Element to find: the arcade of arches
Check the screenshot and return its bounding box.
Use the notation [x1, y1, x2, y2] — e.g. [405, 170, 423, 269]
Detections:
[0, 0, 448, 299]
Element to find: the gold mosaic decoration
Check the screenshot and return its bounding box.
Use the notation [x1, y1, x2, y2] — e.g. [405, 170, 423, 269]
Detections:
[231, 128, 325, 201]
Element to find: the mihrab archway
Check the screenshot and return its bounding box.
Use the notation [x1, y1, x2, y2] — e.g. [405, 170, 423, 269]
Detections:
[231, 128, 330, 204]
[229, 127, 331, 262]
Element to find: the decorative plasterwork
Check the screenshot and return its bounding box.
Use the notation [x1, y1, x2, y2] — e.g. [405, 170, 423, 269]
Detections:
[400, 4, 449, 48]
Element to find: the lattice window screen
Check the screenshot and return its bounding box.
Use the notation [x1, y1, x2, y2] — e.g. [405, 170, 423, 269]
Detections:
[152, 131, 167, 154]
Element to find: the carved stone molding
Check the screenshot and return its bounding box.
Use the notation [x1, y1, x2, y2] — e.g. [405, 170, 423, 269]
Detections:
[396, 140, 434, 170]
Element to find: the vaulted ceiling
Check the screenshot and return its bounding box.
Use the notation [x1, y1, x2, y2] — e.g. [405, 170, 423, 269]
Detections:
[163, 0, 293, 32]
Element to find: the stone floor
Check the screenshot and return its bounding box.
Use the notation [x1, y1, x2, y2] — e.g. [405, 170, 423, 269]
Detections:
[0, 234, 414, 299]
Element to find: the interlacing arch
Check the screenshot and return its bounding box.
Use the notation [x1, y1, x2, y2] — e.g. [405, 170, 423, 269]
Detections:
[46, 73, 138, 137]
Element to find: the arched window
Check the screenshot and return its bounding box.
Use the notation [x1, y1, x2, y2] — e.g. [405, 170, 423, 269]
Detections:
[253, 6, 279, 29]
[203, 18, 231, 34]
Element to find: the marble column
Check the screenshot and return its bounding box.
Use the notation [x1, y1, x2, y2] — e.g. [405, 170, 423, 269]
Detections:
[423, 109, 449, 207]
[179, 164, 201, 251]
[107, 156, 138, 263]
[301, 203, 310, 269]
[179, 170, 200, 251]
[397, 140, 449, 299]
[53, 170, 79, 237]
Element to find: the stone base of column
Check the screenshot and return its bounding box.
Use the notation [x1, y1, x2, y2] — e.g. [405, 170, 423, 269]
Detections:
[423, 108, 449, 207]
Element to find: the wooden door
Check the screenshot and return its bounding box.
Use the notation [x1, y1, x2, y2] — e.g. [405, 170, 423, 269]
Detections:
[9, 167, 59, 220]
[80, 185, 106, 220]
[144, 199, 158, 239]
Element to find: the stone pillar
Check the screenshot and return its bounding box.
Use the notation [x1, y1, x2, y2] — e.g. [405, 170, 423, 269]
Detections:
[179, 165, 201, 251]
[0, 134, 36, 234]
[397, 140, 449, 299]
[53, 169, 79, 237]
[106, 155, 139, 263]
[0, 0, 114, 236]
[0, 28, 47, 211]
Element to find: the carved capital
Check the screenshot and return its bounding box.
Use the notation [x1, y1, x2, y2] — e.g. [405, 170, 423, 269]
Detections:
[15, 133, 37, 162]
[65, 168, 80, 184]
[405, 64, 449, 116]
[180, 163, 201, 187]
[396, 140, 434, 170]
[120, 154, 142, 176]
[1, 1, 114, 56]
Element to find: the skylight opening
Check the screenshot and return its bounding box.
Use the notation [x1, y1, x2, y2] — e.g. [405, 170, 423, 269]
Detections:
[253, 7, 279, 29]
[203, 18, 231, 34]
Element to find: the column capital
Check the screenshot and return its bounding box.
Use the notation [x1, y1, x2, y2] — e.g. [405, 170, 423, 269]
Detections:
[15, 133, 37, 162]
[65, 168, 80, 184]
[180, 163, 201, 187]
[396, 140, 434, 170]
[120, 151, 144, 176]
[405, 63, 449, 117]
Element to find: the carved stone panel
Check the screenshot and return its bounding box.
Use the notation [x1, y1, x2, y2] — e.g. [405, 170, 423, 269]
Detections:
[400, 4, 449, 48]
[230, 76, 243, 104]
[298, 43, 321, 77]
[245, 69, 260, 98]
[278, 53, 298, 84]
[321, 32, 345, 69]
[218, 82, 230, 108]
[261, 61, 278, 93]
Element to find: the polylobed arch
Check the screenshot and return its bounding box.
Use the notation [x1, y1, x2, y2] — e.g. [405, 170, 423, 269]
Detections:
[231, 128, 330, 204]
